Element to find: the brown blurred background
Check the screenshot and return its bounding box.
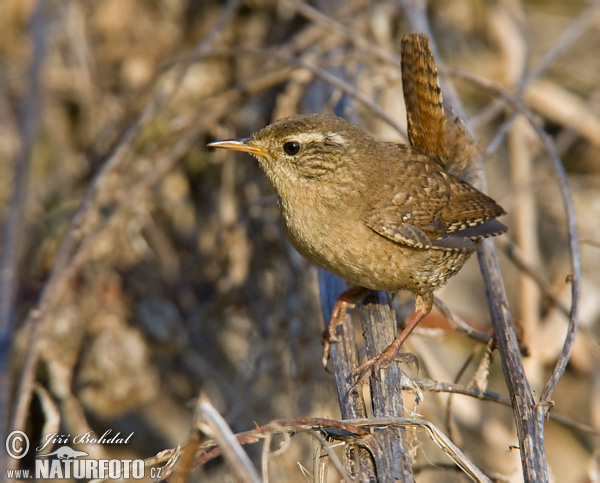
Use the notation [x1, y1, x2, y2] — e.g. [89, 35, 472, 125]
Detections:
[1, 0, 599, 481]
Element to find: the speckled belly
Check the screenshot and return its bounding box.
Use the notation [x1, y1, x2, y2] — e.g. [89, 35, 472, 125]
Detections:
[285, 215, 473, 295]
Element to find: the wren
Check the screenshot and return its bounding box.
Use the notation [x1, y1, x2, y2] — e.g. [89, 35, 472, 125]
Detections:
[208, 34, 506, 386]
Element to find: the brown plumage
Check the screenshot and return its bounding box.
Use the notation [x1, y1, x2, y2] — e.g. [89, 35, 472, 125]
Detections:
[401, 34, 477, 177]
[208, 34, 506, 386]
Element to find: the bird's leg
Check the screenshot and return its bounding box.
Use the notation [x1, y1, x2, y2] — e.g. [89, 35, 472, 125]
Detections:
[322, 285, 370, 368]
[351, 293, 433, 389]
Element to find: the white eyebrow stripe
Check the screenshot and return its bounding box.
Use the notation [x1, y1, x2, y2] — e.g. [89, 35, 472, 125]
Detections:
[326, 132, 347, 144]
[294, 132, 326, 143]
[292, 132, 347, 145]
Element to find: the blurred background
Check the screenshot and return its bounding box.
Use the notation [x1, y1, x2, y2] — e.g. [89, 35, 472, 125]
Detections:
[1, 0, 599, 481]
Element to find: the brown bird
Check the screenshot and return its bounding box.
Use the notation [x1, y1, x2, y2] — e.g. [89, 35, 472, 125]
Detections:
[208, 34, 506, 386]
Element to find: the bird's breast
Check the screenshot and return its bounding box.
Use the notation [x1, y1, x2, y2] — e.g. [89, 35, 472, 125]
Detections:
[278, 186, 363, 262]
[276, 186, 471, 294]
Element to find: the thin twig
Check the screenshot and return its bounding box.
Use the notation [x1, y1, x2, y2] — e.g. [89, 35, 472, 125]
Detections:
[191, 417, 369, 466]
[146, 407, 597, 481]
[291, 427, 352, 483]
[413, 378, 599, 435]
[261, 431, 271, 483]
[444, 66, 582, 407]
[0, 0, 49, 475]
[188, 415, 483, 481]
[196, 395, 261, 483]
[497, 237, 570, 319]
[433, 297, 492, 345]
[349, 417, 491, 483]
[444, 350, 477, 443]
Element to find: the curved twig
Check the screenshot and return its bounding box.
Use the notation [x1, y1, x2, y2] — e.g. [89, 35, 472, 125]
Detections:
[413, 379, 598, 435]
[443, 66, 581, 407]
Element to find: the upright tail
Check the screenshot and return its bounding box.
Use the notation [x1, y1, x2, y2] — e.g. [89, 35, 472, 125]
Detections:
[401, 33, 477, 178]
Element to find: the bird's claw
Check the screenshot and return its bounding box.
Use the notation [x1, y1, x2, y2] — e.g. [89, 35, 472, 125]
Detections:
[350, 350, 418, 393]
[396, 352, 419, 373]
[323, 327, 341, 344]
[350, 353, 392, 392]
[321, 327, 341, 370]
[321, 286, 370, 371]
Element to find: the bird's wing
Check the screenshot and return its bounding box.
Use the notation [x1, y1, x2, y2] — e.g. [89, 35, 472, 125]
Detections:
[365, 166, 506, 251]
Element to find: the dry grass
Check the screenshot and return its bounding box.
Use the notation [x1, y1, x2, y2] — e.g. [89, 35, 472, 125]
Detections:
[1, 0, 599, 481]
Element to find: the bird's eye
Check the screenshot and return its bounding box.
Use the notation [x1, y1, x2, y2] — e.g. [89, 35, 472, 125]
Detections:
[283, 141, 300, 156]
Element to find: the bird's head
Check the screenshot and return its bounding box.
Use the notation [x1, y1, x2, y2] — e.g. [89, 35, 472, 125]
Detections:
[208, 114, 367, 194]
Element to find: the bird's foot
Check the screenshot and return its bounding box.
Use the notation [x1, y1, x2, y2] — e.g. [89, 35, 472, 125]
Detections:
[349, 306, 427, 391]
[322, 286, 370, 369]
[351, 344, 418, 391]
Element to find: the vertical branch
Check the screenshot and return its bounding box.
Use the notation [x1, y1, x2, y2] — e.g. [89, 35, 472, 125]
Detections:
[443, 66, 582, 413]
[317, 269, 377, 481]
[476, 242, 548, 481]
[318, 271, 365, 419]
[0, 0, 49, 475]
[397, 0, 550, 480]
[360, 292, 414, 481]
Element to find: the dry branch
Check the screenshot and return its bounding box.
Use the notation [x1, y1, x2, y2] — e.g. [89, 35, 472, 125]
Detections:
[0, 0, 50, 475]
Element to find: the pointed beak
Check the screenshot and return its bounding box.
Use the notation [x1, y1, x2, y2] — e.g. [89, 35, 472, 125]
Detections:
[207, 137, 268, 156]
